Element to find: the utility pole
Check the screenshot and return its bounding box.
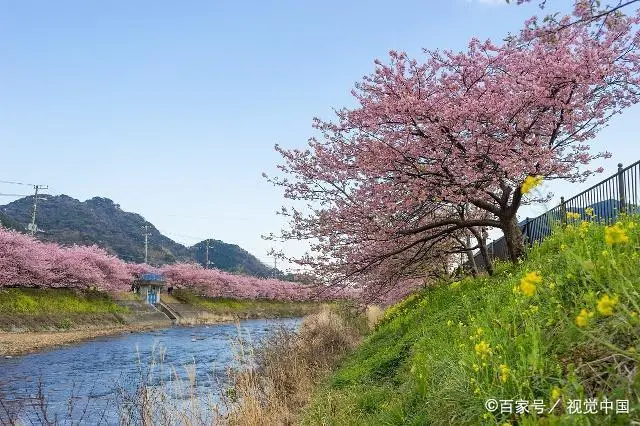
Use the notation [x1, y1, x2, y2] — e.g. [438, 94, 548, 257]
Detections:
[28, 185, 48, 236]
[143, 224, 150, 264]
[205, 239, 210, 269]
[273, 257, 277, 278]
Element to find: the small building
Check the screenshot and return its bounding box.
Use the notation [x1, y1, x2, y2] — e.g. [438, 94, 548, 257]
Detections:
[133, 273, 165, 305]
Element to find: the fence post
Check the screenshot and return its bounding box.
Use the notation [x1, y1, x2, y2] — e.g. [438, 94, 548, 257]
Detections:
[560, 197, 567, 227]
[618, 163, 626, 215]
[523, 217, 530, 246]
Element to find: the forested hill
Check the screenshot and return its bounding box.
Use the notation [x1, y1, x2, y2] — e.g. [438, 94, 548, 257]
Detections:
[0, 195, 277, 277]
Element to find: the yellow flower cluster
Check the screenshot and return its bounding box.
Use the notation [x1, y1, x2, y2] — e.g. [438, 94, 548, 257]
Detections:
[566, 211, 581, 220]
[521, 175, 543, 195]
[499, 364, 510, 383]
[474, 340, 492, 360]
[575, 309, 594, 327]
[519, 271, 542, 297]
[604, 224, 629, 245]
[575, 294, 619, 326]
[579, 220, 590, 234]
[596, 294, 618, 316]
[585, 207, 595, 217]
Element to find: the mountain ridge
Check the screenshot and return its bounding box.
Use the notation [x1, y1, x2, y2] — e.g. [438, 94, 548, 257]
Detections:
[0, 194, 279, 278]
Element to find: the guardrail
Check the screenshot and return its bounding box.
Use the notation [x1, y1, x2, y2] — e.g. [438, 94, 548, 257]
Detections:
[158, 301, 181, 323]
[468, 160, 640, 269]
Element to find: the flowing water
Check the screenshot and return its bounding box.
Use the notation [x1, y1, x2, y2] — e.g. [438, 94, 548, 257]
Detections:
[0, 317, 301, 424]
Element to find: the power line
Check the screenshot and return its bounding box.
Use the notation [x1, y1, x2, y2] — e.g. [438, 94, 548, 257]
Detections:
[0, 180, 35, 186]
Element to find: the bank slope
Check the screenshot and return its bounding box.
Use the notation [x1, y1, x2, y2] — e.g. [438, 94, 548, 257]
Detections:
[305, 216, 640, 425]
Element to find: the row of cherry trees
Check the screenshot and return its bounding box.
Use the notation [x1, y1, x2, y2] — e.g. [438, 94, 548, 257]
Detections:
[268, 0, 640, 298]
[0, 226, 353, 302]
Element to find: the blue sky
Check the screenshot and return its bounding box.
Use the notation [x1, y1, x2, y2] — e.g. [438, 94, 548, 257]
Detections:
[1, 0, 638, 269]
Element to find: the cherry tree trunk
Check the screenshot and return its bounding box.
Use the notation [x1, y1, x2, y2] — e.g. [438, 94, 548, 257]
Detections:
[501, 215, 525, 263]
[477, 240, 493, 276]
[464, 232, 478, 277]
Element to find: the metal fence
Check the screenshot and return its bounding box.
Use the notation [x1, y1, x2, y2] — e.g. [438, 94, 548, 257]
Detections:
[473, 160, 640, 267]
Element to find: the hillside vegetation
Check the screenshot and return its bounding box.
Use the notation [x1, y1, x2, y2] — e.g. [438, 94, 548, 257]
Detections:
[304, 215, 640, 425]
[0, 195, 279, 277]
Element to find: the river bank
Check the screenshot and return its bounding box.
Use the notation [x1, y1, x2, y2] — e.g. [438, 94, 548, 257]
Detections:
[0, 287, 322, 356]
[0, 320, 171, 356]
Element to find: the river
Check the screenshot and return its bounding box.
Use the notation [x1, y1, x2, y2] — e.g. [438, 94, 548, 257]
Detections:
[0, 317, 301, 424]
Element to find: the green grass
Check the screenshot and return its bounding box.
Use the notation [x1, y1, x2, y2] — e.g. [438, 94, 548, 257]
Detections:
[172, 289, 322, 318]
[0, 288, 129, 331]
[0, 288, 126, 315]
[304, 216, 640, 425]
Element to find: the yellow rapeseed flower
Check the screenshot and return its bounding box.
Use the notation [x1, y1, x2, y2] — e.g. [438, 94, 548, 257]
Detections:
[580, 221, 590, 234]
[521, 175, 543, 195]
[560, 244, 568, 251]
[499, 364, 510, 383]
[474, 340, 492, 359]
[566, 211, 581, 220]
[447, 320, 453, 326]
[585, 207, 595, 217]
[596, 294, 618, 316]
[519, 271, 541, 297]
[551, 387, 562, 401]
[605, 224, 629, 245]
[575, 308, 594, 327]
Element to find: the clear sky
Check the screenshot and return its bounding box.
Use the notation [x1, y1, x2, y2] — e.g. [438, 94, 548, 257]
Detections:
[1, 0, 639, 269]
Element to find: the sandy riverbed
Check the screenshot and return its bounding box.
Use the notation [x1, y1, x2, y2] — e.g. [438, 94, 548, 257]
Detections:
[0, 322, 171, 356]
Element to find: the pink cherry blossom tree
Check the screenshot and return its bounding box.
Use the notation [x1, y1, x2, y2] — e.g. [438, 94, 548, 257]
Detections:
[269, 5, 640, 297]
[513, 0, 640, 30]
[0, 226, 348, 302]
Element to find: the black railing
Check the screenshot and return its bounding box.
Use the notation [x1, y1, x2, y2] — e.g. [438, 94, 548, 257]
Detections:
[470, 160, 640, 269]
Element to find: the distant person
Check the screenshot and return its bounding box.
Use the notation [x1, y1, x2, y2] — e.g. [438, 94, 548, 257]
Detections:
[168, 286, 173, 295]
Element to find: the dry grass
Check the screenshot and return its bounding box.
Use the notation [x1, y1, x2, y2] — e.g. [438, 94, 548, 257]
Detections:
[365, 305, 384, 329]
[224, 307, 363, 425]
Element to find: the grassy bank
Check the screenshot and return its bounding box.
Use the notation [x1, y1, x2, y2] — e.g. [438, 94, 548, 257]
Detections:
[304, 216, 640, 425]
[171, 289, 322, 319]
[0, 288, 128, 331]
[0, 287, 322, 332]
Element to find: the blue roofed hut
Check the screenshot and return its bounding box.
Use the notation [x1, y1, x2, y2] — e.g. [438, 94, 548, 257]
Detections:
[133, 273, 165, 305]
